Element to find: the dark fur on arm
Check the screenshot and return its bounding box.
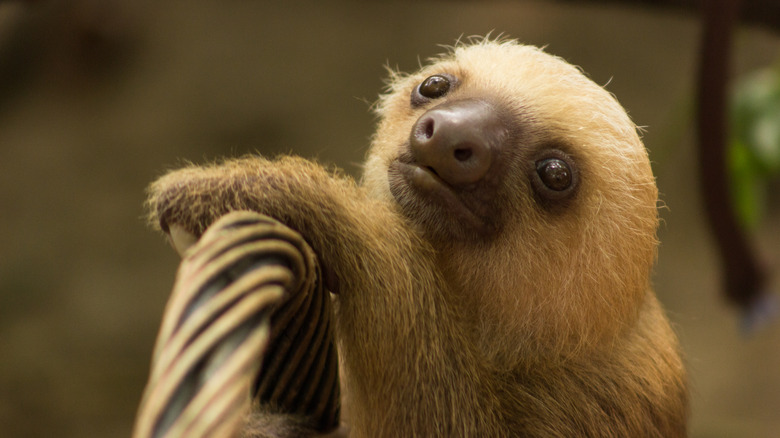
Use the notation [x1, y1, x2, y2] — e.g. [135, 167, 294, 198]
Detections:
[147, 156, 360, 240]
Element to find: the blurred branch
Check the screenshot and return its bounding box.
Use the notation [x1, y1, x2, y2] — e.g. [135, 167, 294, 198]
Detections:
[695, 0, 774, 327]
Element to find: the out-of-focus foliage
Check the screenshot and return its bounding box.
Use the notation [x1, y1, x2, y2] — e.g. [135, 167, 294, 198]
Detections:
[730, 64, 780, 228]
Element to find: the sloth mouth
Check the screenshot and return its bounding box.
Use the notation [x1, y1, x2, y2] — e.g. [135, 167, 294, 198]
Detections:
[388, 159, 488, 235]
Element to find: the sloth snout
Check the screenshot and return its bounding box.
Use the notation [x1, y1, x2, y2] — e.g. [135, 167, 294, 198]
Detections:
[409, 99, 505, 187]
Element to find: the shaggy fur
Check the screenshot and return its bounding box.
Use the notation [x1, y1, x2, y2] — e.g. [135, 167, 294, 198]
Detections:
[147, 39, 688, 437]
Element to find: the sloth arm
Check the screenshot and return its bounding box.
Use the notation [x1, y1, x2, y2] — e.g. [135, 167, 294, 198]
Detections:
[147, 155, 392, 283]
[146, 155, 499, 434]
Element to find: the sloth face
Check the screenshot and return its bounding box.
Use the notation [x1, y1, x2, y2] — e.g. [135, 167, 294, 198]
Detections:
[385, 71, 582, 242]
[365, 41, 656, 268]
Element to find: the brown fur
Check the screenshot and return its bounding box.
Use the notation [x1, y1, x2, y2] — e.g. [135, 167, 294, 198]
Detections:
[147, 39, 688, 437]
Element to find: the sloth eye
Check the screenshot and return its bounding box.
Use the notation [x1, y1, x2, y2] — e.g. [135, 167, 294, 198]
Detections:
[530, 150, 579, 205]
[411, 74, 456, 107]
[536, 158, 572, 191]
[419, 75, 451, 98]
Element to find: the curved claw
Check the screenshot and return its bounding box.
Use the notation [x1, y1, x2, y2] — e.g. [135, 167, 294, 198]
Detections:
[168, 225, 198, 257]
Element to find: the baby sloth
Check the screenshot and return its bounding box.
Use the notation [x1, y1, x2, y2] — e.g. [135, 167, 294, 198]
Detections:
[148, 40, 688, 437]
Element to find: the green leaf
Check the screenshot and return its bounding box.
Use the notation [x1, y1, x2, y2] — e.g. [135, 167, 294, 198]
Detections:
[729, 64, 780, 228]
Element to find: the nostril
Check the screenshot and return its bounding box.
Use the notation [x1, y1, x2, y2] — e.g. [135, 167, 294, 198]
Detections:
[453, 148, 472, 162]
[422, 118, 435, 139]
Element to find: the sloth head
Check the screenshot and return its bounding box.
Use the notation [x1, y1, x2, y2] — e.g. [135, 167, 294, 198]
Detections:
[363, 39, 659, 358]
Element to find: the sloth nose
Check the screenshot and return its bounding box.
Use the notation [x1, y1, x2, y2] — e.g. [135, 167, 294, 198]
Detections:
[409, 99, 505, 187]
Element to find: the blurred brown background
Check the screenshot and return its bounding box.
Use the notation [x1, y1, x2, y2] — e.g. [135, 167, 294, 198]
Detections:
[0, 1, 778, 437]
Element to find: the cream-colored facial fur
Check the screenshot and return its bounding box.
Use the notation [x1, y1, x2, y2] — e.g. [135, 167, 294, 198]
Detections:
[366, 41, 660, 363]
